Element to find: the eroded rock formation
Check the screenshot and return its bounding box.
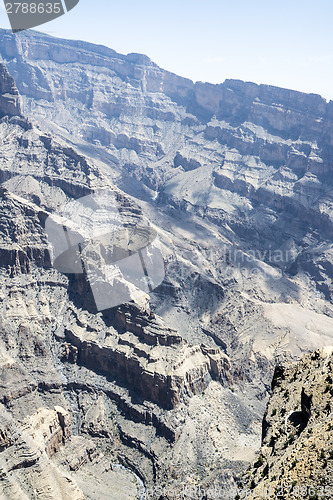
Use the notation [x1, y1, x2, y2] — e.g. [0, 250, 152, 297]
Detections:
[0, 62, 22, 118]
[241, 347, 333, 499]
[0, 29, 332, 498]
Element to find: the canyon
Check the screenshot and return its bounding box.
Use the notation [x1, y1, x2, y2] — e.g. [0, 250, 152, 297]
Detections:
[0, 28, 332, 498]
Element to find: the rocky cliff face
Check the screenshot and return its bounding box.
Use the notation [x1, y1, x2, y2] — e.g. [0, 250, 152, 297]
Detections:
[0, 62, 22, 118]
[0, 58, 263, 498]
[0, 29, 333, 498]
[0, 406, 85, 499]
[241, 347, 333, 499]
[1, 28, 333, 300]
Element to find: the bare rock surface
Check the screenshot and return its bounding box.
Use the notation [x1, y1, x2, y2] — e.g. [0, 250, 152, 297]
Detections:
[241, 347, 333, 499]
[0, 405, 84, 499]
[0, 29, 332, 498]
[0, 62, 22, 118]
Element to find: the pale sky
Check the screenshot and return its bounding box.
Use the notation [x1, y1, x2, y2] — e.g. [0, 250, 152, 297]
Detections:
[1, 0, 333, 100]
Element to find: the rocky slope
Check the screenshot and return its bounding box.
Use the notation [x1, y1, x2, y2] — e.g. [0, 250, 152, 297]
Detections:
[0, 405, 85, 499]
[0, 29, 333, 498]
[0, 62, 22, 118]
[241, 347, 333, 499]
[0, 60, 264, 498]
[1, 29, 332, 322]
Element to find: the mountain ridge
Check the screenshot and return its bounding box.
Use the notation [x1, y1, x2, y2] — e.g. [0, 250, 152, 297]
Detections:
[0, 29, 333, 499]
[0, 28, 330, 118]
[0, 52, 263, 498]
[0, 28, 329, 99]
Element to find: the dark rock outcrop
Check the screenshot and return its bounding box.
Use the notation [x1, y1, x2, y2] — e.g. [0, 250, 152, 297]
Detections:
[0, 62, 22, 117]
[242, 347, 333, 499]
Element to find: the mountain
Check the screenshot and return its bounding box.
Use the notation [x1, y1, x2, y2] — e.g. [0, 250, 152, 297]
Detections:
[0, 28, 332, 498]
[241, 347, 333, 499]
[0, 59, 260, 498]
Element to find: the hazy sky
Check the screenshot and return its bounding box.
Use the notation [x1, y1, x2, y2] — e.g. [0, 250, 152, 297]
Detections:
[1, 0, 333, 99]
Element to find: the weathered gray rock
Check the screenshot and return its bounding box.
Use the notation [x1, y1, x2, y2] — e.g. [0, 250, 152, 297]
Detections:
[0, 62, 22, 118]
[0, 59, 262, 497]
[241, 347, 333, 499]
[0, 28, 333, 498]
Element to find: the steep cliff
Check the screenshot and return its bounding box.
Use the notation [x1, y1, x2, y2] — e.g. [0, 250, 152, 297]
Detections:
[0, 406, 85, 499]
[241, 347, 333, 499]
[0, 62, 22, 118]
[0, 59, 264, 498]
[1, 29, 333, 498]
[1, 28, 333, 308]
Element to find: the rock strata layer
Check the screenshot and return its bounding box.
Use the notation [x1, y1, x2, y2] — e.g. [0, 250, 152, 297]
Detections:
[0, 29, 333, 497]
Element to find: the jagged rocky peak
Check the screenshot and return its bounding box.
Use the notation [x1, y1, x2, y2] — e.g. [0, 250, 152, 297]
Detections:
[0, 62, 22, 118]
[241, 347, 333, 498]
